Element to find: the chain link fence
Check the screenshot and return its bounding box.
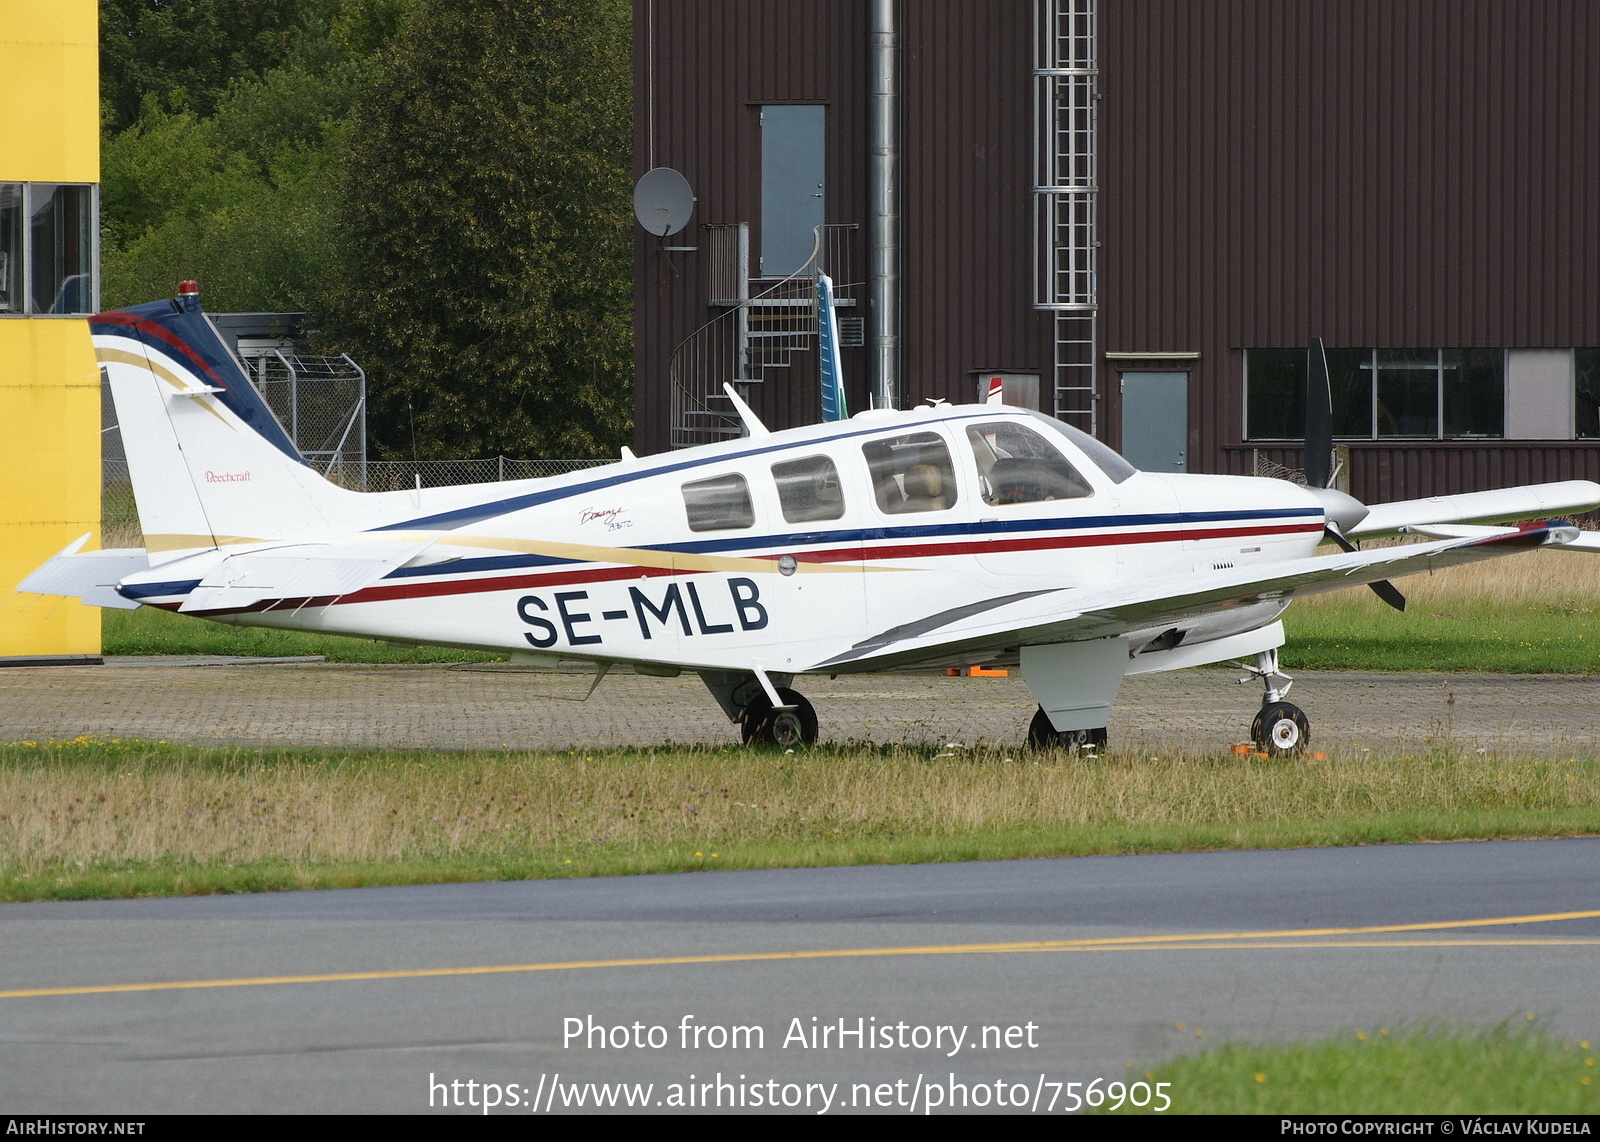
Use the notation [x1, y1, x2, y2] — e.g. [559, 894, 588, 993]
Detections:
[102, 457, 611, 548]
[249, 352, 367, 476]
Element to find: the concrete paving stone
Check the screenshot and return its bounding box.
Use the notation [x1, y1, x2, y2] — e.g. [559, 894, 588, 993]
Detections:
[1, 661, 1597, 755]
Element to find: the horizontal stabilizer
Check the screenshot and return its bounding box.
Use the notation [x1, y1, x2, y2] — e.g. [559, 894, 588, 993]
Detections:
[16, 535, 147, 610]
[178, 540, 432, 613]
[1347, 480, 1600, 538]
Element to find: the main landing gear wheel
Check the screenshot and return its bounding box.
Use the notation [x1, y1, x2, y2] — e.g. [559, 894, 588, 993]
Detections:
[1027, 707, 1107, 754]
[739, 688, 818, 748]
[1252, 701, 1310, 758]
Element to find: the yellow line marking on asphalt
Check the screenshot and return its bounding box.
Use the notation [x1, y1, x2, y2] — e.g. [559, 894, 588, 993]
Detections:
[3, 909, 1596, 1001]
[1074, 939, 1600, 951]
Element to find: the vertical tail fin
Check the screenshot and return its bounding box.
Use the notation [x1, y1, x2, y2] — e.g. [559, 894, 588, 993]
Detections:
[816, 272, 849, 422]
[92, 289, 363, 564]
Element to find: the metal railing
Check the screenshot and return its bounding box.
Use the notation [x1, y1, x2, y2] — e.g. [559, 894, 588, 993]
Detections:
[670, 223, 860, 449]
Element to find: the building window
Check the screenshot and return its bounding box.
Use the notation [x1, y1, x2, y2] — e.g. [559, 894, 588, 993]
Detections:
[1577, 350, 1600, 439]
[0, 183, 97, 315]
[1245, 348, 1503, 440]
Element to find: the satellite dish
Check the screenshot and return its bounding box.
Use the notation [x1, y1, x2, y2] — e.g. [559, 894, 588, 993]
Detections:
[633, 168, 695, 237]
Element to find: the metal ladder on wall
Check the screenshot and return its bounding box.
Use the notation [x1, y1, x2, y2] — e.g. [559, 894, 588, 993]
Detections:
[1035, 0, 1099, 435]
[668, 224, 859, 448]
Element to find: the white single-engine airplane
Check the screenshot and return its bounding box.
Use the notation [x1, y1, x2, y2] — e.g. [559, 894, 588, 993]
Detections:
[21, 283, 1600, 754]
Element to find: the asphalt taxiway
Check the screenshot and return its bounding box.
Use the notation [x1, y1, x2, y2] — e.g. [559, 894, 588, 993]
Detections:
[1, 838, 1596, 1113]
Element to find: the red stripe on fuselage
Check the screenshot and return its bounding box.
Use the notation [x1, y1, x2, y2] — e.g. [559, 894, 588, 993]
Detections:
[174, 518, 1322, 615]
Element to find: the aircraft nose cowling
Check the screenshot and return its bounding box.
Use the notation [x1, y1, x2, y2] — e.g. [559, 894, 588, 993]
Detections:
[1306, 486, 1370, 535]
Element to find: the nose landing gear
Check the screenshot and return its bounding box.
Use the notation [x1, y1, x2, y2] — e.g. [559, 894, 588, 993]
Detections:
[1027, 707, 1108, 755]
[1237, 648, 1310, 757]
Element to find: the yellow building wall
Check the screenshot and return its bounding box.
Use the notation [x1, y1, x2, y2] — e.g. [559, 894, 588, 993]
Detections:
[0, 1, 99, 183]
[1, 0, 101, 656]
[0, 320, 102, 656]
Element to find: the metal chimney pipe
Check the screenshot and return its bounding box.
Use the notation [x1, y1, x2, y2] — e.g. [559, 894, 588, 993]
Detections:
[868, 0, 900, 410]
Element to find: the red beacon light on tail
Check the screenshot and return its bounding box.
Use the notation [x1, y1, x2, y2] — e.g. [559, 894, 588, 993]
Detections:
[177, 280, 199, 297]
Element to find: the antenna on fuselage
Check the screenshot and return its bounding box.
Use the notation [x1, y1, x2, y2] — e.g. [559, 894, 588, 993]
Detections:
[721, 382, 770, 438]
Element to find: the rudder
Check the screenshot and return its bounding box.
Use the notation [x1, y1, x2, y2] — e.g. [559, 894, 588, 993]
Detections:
[92, 288, 364, 564]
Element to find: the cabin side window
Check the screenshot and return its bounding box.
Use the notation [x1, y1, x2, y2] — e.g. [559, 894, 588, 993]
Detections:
[771, 454, 846, 523]
[861, 431, 959, 514]
[966, 422, 1093, 505]
[681, 472, 755, 532]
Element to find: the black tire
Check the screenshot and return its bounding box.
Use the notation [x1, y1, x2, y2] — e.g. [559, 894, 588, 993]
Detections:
[739, 688, 818, 747]
[1026, 707, 1107, 753]
[1253, 701, 1310, 757]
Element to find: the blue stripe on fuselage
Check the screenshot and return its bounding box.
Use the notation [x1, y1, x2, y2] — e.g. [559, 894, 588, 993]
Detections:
[377, 506, 1322, 581]
[114, 507, 1322, 600]
[371, 409, 1137, 533]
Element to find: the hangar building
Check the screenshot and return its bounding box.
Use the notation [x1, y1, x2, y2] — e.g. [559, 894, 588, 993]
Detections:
[631, 0, 1600, 506]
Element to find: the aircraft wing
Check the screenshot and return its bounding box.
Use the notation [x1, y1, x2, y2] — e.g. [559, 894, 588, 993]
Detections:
[813, 520, 1579, 671]
[1344, 479, 1600, 538]
[15, 535, 147, 610]
[178, 539, 434, 613]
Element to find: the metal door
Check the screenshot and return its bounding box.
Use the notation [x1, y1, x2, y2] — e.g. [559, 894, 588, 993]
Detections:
[760, 105, 825, 277]
[1120, 372, 1189, 472]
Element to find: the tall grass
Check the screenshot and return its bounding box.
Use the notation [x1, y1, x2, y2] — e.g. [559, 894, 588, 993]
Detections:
[1286, 545, 1600, 672]
[3, 739, 1598, 897]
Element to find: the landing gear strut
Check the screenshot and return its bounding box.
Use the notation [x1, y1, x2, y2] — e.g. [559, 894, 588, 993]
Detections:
[1027, 707, 1107, 755]
[1237, 648, 1309, 757]
[739, 688, 818, 748]
[700, 671, 820, 749]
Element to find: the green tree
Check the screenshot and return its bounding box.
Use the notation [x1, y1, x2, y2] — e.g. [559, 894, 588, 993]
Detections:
[99, 2, 417, 313]
[331, 0, 632, 459]
[100, 0, 335, 131]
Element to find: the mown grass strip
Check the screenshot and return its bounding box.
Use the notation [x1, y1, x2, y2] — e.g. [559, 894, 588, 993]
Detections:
[2, 738, 1597, 900]
[1104, 1024, 1599, 1114]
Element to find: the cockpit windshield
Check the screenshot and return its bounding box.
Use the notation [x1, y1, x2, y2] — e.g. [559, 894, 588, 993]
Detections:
[1021, 410, 1139, 484]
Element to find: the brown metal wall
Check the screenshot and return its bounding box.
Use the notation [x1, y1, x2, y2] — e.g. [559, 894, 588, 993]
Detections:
[633, 0, 870, 451]
[633, 1, 1050, 452]
[901, 5, 1053, 407]
[637, 1, 1600, 500]
[1101, 0, 1600, 488]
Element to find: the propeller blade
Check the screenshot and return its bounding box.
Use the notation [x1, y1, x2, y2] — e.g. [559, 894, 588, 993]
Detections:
[1304, 337, 1334, 489]
[1366, 577, 1409, 613]
[1322, 526, 1407, 612]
